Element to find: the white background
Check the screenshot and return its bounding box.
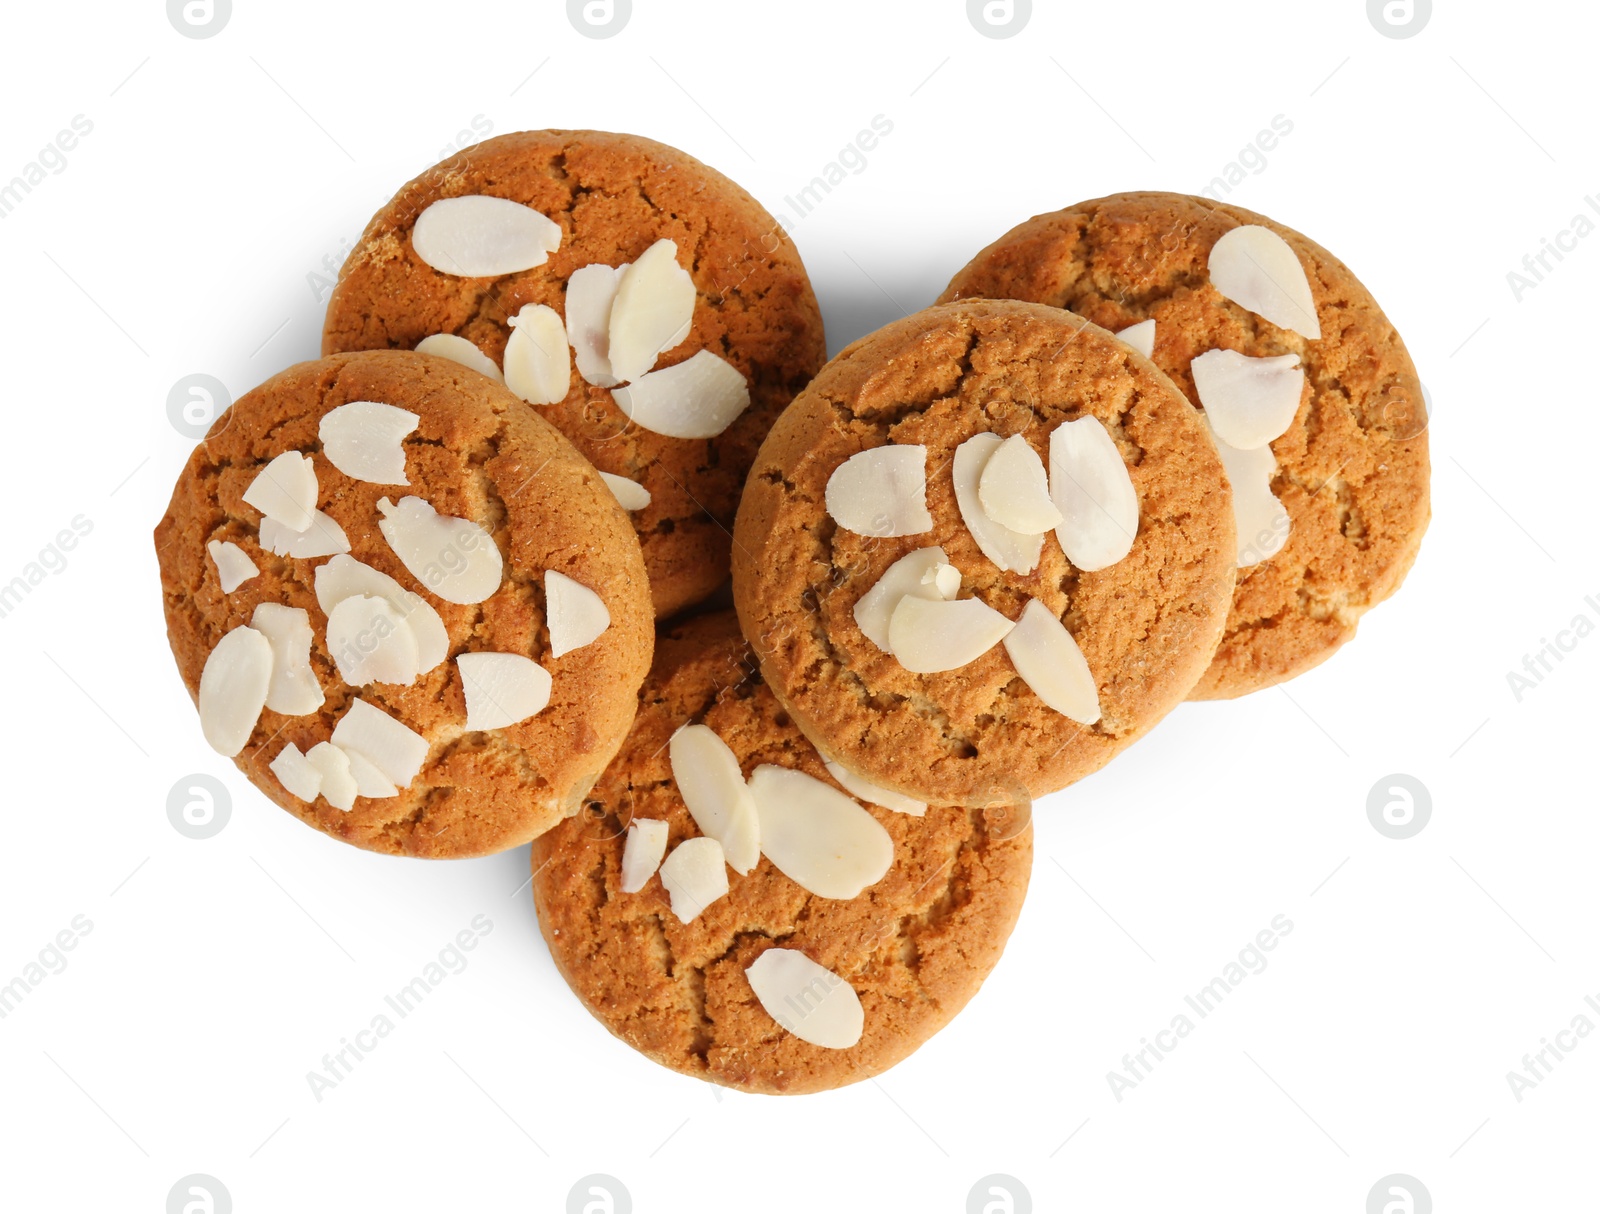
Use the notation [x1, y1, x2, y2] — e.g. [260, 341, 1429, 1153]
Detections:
[1, 1, 1594, 1210]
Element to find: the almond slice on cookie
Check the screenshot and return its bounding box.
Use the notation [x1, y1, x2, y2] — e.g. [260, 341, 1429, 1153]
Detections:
[243, 452, 317, 533]
[258, 511, 350, 559]
[746, 948, 864, 1049]
[318, 401, 419, 485]
[377, 496, 503, 605]
[325, 594, 421, 687]
[457, 652, 552, 730]
[826, 444, 933, 538]
[1002, 599, 1101, 724]
[503, 304, 571, 406]
[415, 333, 504, 382]
[608, 238, 696, 383]
[305, 741, 358, 811]
[1208, 224, 1321, 339]
[823, 758, 926, 817]
[1115, 318, 1156, 357]
[1207, 421, 1291, 567]
[659, 835, 730, 923]
[545, 571, 610, 658]
[611, 350, 750, 440]
[1048, 417, 1139, 572]
[198, 625, 273, 756]
[598, 471, 651, 511]
[620, 818, 670, 894]
[669, 724, 761, 875]
[887, 594, 1014, 674]
[565, 262, 628, 388]
[207, 539, 258, 593]
[249, 603, 324, 716]
[978, 433, 1062, 534]
[1191, 349, 1304, 451]
[270, 742, 322, 803]
[411, 195, 561, 278]
[953, 433, 1042, 573]
[747, 765, 893, 899]
[852, 546, 959, 653]
[330, 699, 429, 789]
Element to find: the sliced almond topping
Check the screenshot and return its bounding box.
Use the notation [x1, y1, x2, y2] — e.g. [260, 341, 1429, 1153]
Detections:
[598, 471, 651, 511]
[544, 570, 611, 658]
[607, 238, 696, 382]
[207, 540, 258, 593]
[259, 511, 350, 559]
[565, 262, 627, 387]
[313, 555, 447, 674]
[953, 433, 1042, 573]
[242, 452, 317, 532]
[852, 546, 957, 653]
[198, 625, 273, 757]
[341, 746, 398, 799]
[269, 743, 322, 803]
[745, 948, 863, 1049]
[1209, 421, 1290, 567]
[978, 433, 1062, 534]
[825, 444, 933, 538]
[457, 652, 552, 730]
[1049, 417, 1139, 572]
[658, 835, 730, 923]
[887, 594, 1014, 674]
[503, 303, 571, 405]
[1208, 224, 1321, 339]
[747, 765, 893, 899]
[305, 741, 357, 811]
[325, 594, 420, 686]
[415, 333, 504, 382]
[1002, 599, 1101, 724]
[823, 758, 926, 817]
[330, 698, 429, 789]
[1116, 318, 1156, 357]
[318, 401, 419, 485]
[1191, 349, 1304, 451]
[620, 818, 670, 894]
[669, 724, 761, 875]
[611, 350, 750, 439]
[249, 603, 324, 715]
[377, 496, 503, 605]
[411, 195, 561, 278]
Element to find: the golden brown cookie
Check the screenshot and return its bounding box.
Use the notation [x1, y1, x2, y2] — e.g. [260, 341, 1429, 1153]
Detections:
[322, 129, 826, 619]
[154, 350, 653, 859]
[730, 299, 1236, 807]
[531, 612, 1031, 1094]
[941, 192, 1430, 698]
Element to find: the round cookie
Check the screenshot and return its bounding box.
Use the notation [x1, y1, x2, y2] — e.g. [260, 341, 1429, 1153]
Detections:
[530, 611, 1031, 1094]
[941, 192, 1430, 698]
[322, 129, 826, 620]
[731, 299, 1237, 807]
[153, 350, 653, 859]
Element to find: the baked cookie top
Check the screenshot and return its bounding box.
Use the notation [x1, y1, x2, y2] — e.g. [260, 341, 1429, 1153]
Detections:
[731, 298, 1236, 807]
[154, 350, 653, 858]
[530, 612, 1031, 1094]
[941, 192, 1430, 698]
[322, 128, 826, 619]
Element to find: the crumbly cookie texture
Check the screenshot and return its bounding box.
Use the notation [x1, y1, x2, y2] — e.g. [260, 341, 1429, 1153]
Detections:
[531, 612, 1031, 1094]
[154, 350, 653, 858]
[731, 299, 1236, 806]
[941, 192, 1430, 699]
[322, 129, 826, 619]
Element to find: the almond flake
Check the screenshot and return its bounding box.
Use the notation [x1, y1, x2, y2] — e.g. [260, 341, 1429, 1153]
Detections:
[457, 652, 552, 730]
[1191, 349, 1304, 451]
[207, 540, 258, 593]
[611, 350, 750, 439]
[826, 445, 933, 538]
[325, 594, 421, 686]
[1116, 318, 1156, 357]
[318, 401, 419, 485]
[1002, 598, 1101, 724]
[852, 546, 958, 654]
[823, 758, 926, 817]
[745, 948, 863, 1049]
[1208, 224, 1321, 339]
[342, 747, 398, 799]
[313, 555, 447, 674]
[669, 724, 760, 875]
[1208, 422, 1290, 567]
[249, 603, 324, 715]
[620, 818, 670, 894]
[598, 471, 651, 511]
[953, 433, 1042, 573]
[608, 239, 695, 382]
[747, 764, 893, 899]
[544, 570, 610, 658]
[411, 195, 561, 278]
[242, 452, 317, 532]
[658, 836, 729, 923]
[330, 698, 429, 789]
[415, 333, 504, 382]
[269, 743, 322, 802]
[198, 625, 273, 756]
[259, 511, 350, 559]
[565, 262, 627, 387]
[377, 496, 503, 605]
[978, 433, 1062, 534]
[503, 303, 571, 405]
[305, 741, 357, 811]
[1049, 417, 1139, 572]
[887, 594, 1014, 674]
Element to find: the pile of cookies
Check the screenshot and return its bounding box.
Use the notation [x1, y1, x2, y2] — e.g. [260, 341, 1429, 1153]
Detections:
[154, 131, 1429, 1094]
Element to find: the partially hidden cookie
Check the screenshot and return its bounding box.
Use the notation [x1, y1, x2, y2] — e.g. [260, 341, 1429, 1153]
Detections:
[530, 612, 1031, 1095]
[941, 192, 1430, 698]
[154, 350, 653, 858]
[322, 129, 826, 619]
[732, 299, 1236, 807]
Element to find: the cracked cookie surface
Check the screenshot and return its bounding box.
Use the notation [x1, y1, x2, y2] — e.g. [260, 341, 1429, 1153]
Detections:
[154, 350, 653, 858]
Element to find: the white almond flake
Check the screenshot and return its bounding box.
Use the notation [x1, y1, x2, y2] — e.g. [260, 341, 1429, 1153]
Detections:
[1208, 224, 1321, 339]
[411, 195, 561, 278]
[620, 818, 670, 894]
[952, 433, 1042, 573]
[313, 555, 447, 674]
[207, 540, 258, 593]
[415, 333, 504, 382]
[887, 595, 1015, 674]
[305, 741, 357, 811]
[746, 948, 863, 1049]
[669, 725, 761, 875]
[545, 570, 610, 658]
[341, 746, 398, 799]
[270, 743, 322, 802]
[318, 401, 419, 485]
[1116, 318, 1156, 357]
[1002, 599, 1101, 724]
[598, 471, 651, 511]
[611, 350, 750, 440]
[565, 262, 627, 387]
[457, 652, 553, 730]
[658, 836, 730, 923]
[852, 546, 958, 653]
[198, 625, 273, 757]
[978, 433, 1062, 534]
[825, 445, 933, 538]
[377, 496, 503, 605]
[1208, 422, 1291, 567]
[242, 452, 317, 532]
[1049, 417, 1139, 572]
[325, 594, 420, 686]
[607, 238, 696, 382]
[503, 303, 571, 405]
[259, 511, 350, 559]
[330, 698, 429, 789]
[823, 758, 926, 817]
[249, 603, 324, 715]
[1191, 348, 1304, 451]
[747, 765, 893, 899]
